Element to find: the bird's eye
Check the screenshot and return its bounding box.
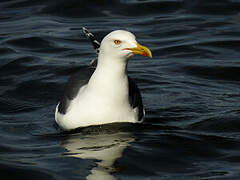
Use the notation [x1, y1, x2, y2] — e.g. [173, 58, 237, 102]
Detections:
[114, 40, 121, 45]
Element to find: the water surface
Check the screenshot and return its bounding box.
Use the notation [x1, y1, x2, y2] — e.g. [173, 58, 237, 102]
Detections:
[1, 0, 240, 179]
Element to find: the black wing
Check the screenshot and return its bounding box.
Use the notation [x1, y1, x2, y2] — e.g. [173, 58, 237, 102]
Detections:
[82, 27, 100, 67]
[82, 27, 100, 55]
[58, 28, 100, 114]
[58, 67, 95, 114]
[128, 77, 144, 121]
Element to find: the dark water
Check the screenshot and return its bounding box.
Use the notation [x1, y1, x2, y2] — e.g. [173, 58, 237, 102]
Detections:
[1, 0, 240, 179]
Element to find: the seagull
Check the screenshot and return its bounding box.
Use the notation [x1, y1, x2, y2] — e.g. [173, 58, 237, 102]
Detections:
[55, 28, 152, 131]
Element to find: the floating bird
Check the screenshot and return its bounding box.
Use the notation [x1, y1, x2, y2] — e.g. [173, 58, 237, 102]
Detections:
[55, 27, 152, 131]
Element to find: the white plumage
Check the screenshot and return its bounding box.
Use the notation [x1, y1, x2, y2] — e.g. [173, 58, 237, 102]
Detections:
[55, 29, 152, 131]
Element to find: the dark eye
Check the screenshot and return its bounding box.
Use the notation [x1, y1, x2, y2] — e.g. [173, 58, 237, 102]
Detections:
[114, 40, 121, 45]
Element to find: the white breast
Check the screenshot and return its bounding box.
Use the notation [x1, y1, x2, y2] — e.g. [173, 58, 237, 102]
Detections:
[55, 66, 139, 130]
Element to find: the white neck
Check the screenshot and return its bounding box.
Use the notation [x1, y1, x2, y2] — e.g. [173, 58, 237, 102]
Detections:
[87, 54, 129, 104]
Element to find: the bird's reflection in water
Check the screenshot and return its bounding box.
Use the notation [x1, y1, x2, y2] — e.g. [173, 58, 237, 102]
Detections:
[61, 124, 135, 180]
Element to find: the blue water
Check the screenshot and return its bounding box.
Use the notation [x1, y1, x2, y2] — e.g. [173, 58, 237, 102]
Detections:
[1, 0, 240, 179]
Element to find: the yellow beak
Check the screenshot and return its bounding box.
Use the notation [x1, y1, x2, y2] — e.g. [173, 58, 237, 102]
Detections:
[127, 43, 152, 58]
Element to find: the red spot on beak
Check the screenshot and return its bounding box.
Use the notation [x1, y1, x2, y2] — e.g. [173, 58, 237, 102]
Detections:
[142, 52, 148, 57]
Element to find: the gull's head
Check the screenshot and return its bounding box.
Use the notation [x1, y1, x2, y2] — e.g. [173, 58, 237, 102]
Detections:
[99, 30, 152, 62]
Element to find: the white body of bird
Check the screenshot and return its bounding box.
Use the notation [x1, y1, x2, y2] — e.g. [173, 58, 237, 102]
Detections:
[55, 30, 152, 130]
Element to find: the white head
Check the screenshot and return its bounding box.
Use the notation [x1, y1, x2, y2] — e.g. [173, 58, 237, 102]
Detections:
[99, 30, 152, 63]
